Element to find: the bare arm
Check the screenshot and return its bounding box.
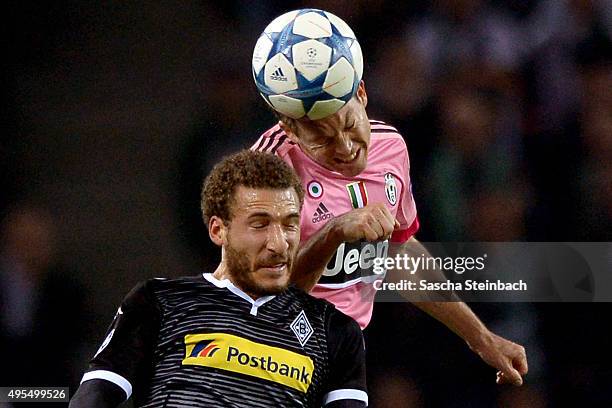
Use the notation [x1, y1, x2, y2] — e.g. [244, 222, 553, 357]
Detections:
[291, 204, 528, 385]
[393, 237, 528, 385]
[291, 217, 344, 291]
[413, 300, 528, 385]
[291, 203, 397, 291]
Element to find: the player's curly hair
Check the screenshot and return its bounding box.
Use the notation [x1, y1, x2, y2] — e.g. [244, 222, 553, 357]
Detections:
[201, 150, 304, 224]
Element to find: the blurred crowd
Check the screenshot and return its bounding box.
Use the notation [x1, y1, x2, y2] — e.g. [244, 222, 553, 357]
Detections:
[3, 0, 611, 407]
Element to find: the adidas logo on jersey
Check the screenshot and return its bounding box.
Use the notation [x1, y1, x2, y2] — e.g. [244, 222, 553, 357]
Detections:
[312, 203, 333, 223]
[270, 67, 288, 82]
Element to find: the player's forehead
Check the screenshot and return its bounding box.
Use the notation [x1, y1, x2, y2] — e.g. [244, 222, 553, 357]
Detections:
[299, 98, 359, 133]
[231, 186, 300, 217]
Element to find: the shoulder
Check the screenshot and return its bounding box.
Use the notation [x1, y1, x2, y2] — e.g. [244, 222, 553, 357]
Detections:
[285, 287, 359, 332]
[134, 274, 203, 292]
[251, 123, 298, 157]
[369, 119, 404, 142]
[367, 119, 410, 165]
[325, 304, 362, 335]
[125, 275, 208, 307]
[286, 286, 334, 315]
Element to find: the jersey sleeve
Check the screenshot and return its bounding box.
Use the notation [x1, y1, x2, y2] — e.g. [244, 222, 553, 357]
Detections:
[323, 308, 368, 407]
[390, 141, 419, 243]
[78, 280, 161, 402]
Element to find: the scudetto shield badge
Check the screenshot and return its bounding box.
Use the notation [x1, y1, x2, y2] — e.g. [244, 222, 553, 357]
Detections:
[384, 173, 397, 206]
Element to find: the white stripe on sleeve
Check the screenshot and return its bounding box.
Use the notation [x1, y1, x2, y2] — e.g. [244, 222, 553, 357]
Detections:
[81, 370, 132, 400]
[323, 389, 368, 405]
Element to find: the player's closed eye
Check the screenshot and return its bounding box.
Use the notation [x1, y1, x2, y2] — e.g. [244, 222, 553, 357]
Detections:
[283, 222, 299, 232]
[249, 221, 268, 229]
[310, 139, 332, 150]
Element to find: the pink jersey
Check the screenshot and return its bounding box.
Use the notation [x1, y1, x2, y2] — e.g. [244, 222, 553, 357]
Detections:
[252, 120, 419, 328]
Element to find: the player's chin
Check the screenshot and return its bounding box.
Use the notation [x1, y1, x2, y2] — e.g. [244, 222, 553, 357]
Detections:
[256, 266, 291, 290]
[258, 277, 290, 295]
[332, 149, 367, 177]
[335, 158, 367, 177]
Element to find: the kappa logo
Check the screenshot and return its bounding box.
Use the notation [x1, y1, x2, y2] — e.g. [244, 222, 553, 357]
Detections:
[94, 306, 123, 358]
[94, 329, 115, 359]
[270, 67, 288, 82]
[312, 203, 333, 223]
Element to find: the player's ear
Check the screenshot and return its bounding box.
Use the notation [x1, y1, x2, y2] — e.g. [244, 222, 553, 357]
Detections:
[356, 80, 368, 108]
[279, 119, 300, 144]
[208, 216, 227, 247]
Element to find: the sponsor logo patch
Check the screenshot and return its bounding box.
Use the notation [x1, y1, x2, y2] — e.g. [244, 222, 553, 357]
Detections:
[188, 339, 221, 358]
[320, 240, 390, 285]
[183, 333, 314, 393]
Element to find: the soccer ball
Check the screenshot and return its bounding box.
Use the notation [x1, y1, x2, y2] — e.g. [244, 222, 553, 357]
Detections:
[252, 9, 363, 120]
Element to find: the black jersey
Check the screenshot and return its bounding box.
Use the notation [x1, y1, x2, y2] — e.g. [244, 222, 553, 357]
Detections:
[78, 273, 367, 407]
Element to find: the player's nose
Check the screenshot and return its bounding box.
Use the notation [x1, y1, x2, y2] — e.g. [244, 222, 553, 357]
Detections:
[334, 133, 353, 157]
[266, 224, 289, 253]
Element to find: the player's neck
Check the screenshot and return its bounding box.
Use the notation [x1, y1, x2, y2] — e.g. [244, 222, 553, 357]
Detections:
[212, 263, 263, 301]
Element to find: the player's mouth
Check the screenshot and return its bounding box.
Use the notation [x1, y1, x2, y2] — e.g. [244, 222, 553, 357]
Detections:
[259, 262, 288, 273]
[334, 148, 361, 165]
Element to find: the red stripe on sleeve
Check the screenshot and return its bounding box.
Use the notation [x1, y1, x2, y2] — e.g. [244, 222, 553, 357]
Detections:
[390, 216, 420, 243]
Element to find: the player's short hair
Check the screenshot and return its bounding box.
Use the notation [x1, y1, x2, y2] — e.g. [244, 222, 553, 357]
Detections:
[272, 109, 298, 133]
[201, 150, 304, 224]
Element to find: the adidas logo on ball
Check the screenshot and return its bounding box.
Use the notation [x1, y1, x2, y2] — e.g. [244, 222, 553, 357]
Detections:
[270, 67, 288, 82]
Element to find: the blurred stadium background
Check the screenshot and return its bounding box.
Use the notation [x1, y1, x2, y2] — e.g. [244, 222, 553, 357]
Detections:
[2, 1, 611, 406]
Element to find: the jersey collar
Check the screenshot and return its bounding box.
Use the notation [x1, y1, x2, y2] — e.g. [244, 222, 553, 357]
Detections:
[202, 273, 275, 316]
